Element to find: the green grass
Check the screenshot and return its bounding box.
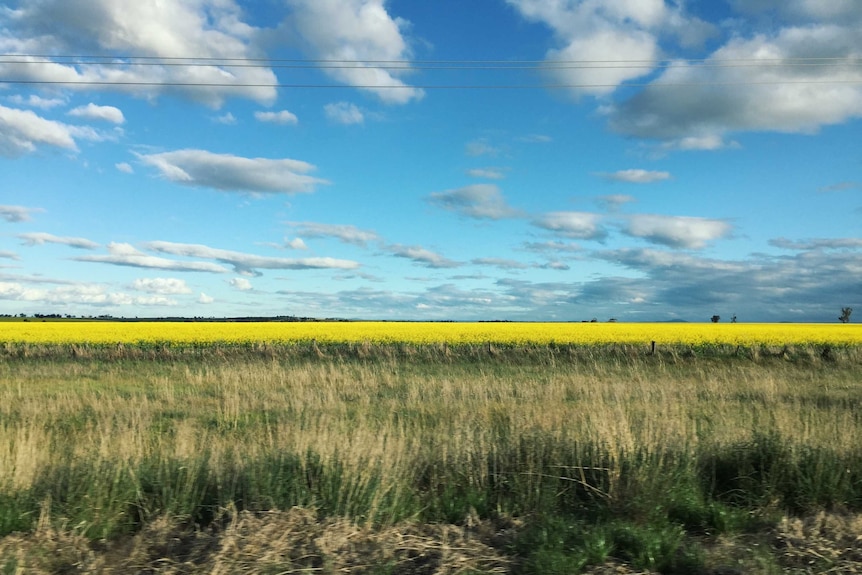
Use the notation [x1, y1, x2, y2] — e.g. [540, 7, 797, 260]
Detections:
[1, 345, 862, 573]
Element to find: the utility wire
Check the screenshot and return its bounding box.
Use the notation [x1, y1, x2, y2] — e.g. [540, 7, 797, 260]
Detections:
[2, 53, 861, 69]
[2, 53, 861, 89]
[4, 79, 861, 89]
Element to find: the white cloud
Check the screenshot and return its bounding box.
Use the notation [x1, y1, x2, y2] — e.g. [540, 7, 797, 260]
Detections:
[230, 277, 253, 291]
[215, 112, 237, 125]
[0, 205, 39, 223]
[75, 242, 230, 273]
[427, 184, 523, 220]
[598, 169, 671, 183]
[131, 277, 192, 295]
[285, 0, 423, 104]
[1, 0, 278, 107]
[198, 292, 215, 304]
[769, 237, 862, 250]
[465, 139, 500, 157]
[68, 103, 125, 124]
[18, 232, 99, 249]
[143, 240, 360, 275]
[596, 194, 636, 211]
[287, 222, 380, 247]
[0, 251, 19, 261]
[624, 214, 732, 249]
[285, 238, 308, 250]
[324, 102, 364, 125]
[532, 211, 607, 241]
[115, 162, 133, 173]
[522, 241, 583, 254]
[610, 24, 862, 144]
[518, 134, 552, 143]
[0, 281, 177, 307]
[505, 0, 711, 98]
[137, 149, 328, 194]
[471, 257, 529, 270]
[388, 244, 460, 268]
[0, 105, 78, 157]
[595, 243, 862, 321]
[255, 110, 299, 125]
[466, 167, 508, 180]
[7, 95, 65, 109]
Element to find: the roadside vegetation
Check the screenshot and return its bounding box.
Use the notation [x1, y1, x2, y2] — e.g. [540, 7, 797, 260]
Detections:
[2, 341, 862, 573]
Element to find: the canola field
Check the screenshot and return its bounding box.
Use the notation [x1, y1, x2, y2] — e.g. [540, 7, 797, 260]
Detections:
[1, 320, 860, 347]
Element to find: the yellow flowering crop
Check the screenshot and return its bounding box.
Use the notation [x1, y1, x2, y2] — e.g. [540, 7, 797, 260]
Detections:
[1, 321, 860, 347]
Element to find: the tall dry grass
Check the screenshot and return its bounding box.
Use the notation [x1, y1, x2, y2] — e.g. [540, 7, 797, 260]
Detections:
[1, 346, 862, 572]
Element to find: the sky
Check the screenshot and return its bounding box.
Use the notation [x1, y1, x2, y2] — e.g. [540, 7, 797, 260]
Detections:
[0, 0, 860, 322]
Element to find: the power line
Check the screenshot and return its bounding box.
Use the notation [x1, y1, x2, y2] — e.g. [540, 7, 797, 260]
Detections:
[1, 53, 860, 89]
[2, 53, 861, 70]
[3, 79, 861, 89]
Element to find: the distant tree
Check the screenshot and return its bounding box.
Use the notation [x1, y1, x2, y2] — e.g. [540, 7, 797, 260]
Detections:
[711, 315, 720, 323]
[731, 314, 737, 323]
[839, 307, 853, 323]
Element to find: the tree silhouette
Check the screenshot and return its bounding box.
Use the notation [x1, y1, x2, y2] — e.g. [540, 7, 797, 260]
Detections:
[711, 315, 720, 323]
[839, 307, 853, 323]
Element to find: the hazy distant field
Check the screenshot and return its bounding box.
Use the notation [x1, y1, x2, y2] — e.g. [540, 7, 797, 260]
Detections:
[2, 328, 861, 573]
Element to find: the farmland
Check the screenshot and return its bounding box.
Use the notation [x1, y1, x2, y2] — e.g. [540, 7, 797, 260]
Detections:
[2, 322, 862, 573]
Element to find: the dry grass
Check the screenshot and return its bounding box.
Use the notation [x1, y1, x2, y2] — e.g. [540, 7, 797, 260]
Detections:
[1, 347, 862, 573]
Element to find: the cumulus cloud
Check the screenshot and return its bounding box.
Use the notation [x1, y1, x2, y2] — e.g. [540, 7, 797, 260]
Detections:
[427, 184, 523, 220]
[143, 240, 360, 275]
[598, 169, 671, 183]
[68, 103, 125, 124]
[18, 232, 99, 249]
[285, 238, 308, 250]
[0, 205, 39, 223]
[0, 0, 278, 107]
[137, 149, 328, 194]
[0, 281, 177, 307]
[131, 277, 192, 295]
[0, 105, 79, 156]
[595, 244, 862, 321]
[505, 0, 712, 98]
[388, 244, 460, 268]
[623, 214, 733, 249]
[284, 0, 423, 104]
[75, 242, 230, 273]
[255, 110, 299, 125]
[115, 162, 133, 173]
[609, 22, 862, 146]
[230, 277, 253, 291]
[324, 102, 364, 125]
[532, 211, 607, 241]
[287, 222, 380, 247]
[198, 293, 215, 304]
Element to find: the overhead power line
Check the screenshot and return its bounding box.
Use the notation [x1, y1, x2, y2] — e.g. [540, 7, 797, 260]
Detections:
[2, 53, 862, 69]
[1, 53, 861, 89]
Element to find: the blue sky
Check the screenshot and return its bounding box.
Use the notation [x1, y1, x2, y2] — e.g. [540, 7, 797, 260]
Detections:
[1, 0, 860, 321]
